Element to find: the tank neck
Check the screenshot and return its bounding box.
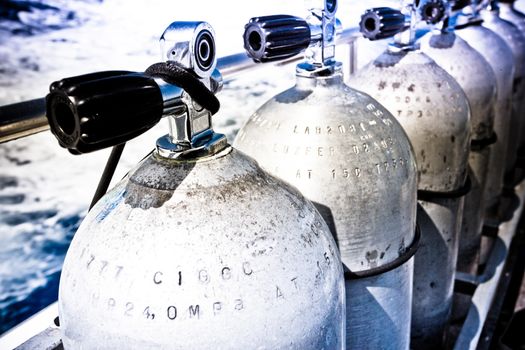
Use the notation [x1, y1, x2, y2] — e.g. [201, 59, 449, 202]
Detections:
[498, 2, 513, 10]
[296, 59, 343, 78]
[391, 0, 418, 50]
[295, 68, 344, 89]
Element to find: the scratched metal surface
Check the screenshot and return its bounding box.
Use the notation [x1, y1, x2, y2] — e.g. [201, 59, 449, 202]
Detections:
[234, 71, 418, 348]
[481, 9, 525, 175]
[420, 32, 496, 275]
[348, 50, 471, 193]
[348, 49, 471, 349]
[58, 147, 345, 349]
[456, 24, 514, 212]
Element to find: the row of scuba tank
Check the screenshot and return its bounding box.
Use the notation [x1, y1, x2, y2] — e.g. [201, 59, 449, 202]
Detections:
[43, 0, 525, 348]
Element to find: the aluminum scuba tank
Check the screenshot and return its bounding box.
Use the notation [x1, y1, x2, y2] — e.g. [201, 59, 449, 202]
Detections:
[454, 2, 515, 224]
[347, 3, 471, 348]
[46, 21, 346, 349]
[499, 1, 525, 163]
[419, 0, 498, 275]
[234, 2, 419, 349]
[499, 0, 525, 33]
[479, 1, 525, 181]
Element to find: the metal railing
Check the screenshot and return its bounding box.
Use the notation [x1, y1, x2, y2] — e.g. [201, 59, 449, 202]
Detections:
[0, 27, 360, 144]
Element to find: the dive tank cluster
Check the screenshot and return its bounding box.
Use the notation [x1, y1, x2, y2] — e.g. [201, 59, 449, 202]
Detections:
[43, 0, 525, 349]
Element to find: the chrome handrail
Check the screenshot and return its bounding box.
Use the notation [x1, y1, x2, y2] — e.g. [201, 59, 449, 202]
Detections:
[0, 27, 361, 144]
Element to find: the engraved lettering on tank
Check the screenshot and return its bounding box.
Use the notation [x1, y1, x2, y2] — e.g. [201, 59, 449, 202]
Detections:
[324, 252, 331, 266]
[213, 302, 222, 315]
[86, 248, 336, 321]
[99, 260, 108, 275]
[91, 292, 100, 306]
[111, 265, 123, 279]
[291, 277, 298, 289]
[315, 261, 324, 281]
[276, 286, 284, 299]
[153, 271, 163, 284]
[188, 305, 200, 319]
[382, 118, 393, 126]
[242, 262, 253, 276]
[86, 254, 95, 269]
[143, 306, 155, 320]
[221, 267, 232, 280]
[198, 269, 209, 284]
[125, 302, 134, 316]
[167, 305, 177, 320]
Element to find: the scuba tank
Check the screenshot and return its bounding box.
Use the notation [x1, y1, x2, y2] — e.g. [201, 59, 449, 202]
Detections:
[347, 2, 471, 348]
[47, 21, 346, 349]
[234, 1, 419, 349]
[454, 0, 515, 223]
[498, 0, 525, 33]
[479, 0, 525, 183]
[499, 0, 525, 166]
[419, 0, 497, 275]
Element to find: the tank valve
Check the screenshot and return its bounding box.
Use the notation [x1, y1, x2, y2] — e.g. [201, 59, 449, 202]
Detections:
[420, 0, 447, 24]
[46, 22, 225, 158]
[359, 7, 407, 40]
[359, 1, 447, 49]
[243, 0, 342, 74]
[243, 15, 311, 62]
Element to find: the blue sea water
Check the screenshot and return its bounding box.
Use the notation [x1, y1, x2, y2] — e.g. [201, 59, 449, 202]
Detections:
[0, 0, 101, 335]
[0, 210, 81, 335]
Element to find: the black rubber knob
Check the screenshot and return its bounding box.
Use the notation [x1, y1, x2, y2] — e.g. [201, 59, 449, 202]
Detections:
[451, 0, 471, 11]
[46, 71, 163, 154]
[243, 15, 311, 63]
[420, 0, 446, 24]
[360, 7, 406, 41]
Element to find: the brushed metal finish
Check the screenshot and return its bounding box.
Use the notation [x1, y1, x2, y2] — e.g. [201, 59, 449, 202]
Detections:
[420, 32, 497, 274]
[347, 49, 470, 348]
[499, 3, 525, 33]
[345, 260, 414, 350]
[58, 148, 345, 349]
[456, 24, 515, 213]
[413, 198, 464, 349]
[234, 72, 418, 349]
[458, 149, 491, 273]
[499, 0, 525, 161]
[348, 50, 471, 192]
[481, 9, 525, 172]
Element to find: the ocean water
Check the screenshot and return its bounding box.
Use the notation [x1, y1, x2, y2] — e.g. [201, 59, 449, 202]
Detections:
[2, 0, 520, 338]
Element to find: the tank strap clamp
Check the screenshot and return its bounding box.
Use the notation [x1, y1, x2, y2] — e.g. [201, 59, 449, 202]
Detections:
[417, 175, 472, 201]
[454, 18, 484, 30]
[344, 224, 420, 279]
[471, 131, 497, 151]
